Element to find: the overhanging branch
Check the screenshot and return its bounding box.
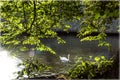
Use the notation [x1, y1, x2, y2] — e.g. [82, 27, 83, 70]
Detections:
[30, 1, 36, 30]
[22, 2, 27, 28]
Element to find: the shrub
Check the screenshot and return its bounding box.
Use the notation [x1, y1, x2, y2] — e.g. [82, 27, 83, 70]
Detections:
[68, 56, 113, 79]
[16, 57, 52, 79]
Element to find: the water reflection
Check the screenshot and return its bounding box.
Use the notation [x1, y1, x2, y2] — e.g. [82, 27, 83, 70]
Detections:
[0, 48, 22, 80]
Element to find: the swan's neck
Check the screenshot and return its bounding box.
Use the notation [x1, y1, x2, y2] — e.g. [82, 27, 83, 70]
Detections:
[67, 54, 70, 60]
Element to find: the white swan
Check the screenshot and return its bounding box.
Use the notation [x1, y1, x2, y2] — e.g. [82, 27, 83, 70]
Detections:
[59, 54, 70, 62]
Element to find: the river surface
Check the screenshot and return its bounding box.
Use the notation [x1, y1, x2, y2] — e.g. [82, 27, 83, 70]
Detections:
[0, 35, 119, 79]
[14, 35, 120, 73]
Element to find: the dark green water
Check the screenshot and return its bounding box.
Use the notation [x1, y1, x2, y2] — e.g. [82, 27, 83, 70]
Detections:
[15, 35, 119, 72]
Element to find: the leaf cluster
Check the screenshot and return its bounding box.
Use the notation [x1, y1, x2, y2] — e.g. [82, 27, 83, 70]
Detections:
[77, 1, 118, 48]
[0, 1, 119, 53]
[16, 57, 52, 79]
[68, 56, 113, 79]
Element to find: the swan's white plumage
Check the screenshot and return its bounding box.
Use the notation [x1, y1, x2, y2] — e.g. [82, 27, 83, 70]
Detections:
[60, 56, 69, 62]
[59, 54, 70, 62]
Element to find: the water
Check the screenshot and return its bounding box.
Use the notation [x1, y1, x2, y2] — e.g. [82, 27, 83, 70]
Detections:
[0, 35, 119, 79]
[40, 35, 119, 59]
[16, 35, 119, 72]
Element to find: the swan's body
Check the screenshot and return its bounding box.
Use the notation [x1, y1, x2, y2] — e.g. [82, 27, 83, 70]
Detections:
[59, 54, 70, 62]
[60, 56, 69, 62]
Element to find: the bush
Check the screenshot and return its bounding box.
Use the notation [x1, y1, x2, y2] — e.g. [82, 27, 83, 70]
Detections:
[16, 57, 52, 79]
[68, 56, 113, 79]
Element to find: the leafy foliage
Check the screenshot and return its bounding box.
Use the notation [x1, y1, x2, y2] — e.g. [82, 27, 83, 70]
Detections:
[0, 1, 82, 53]
[16, 57, 52, 79]
[77, 1, 119, 49]
[68, 56, 113, 79]
[0, 1, 119, 53]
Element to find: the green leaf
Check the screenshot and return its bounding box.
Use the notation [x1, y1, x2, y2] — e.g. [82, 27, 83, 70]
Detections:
[95, 13, 100, 19]
[101, 56, 106, 60]
[94, 57, 100, 62]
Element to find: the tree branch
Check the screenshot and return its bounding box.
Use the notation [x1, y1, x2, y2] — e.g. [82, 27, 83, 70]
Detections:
[30, 1, 36, 30]
[22, 2, 27, 28]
